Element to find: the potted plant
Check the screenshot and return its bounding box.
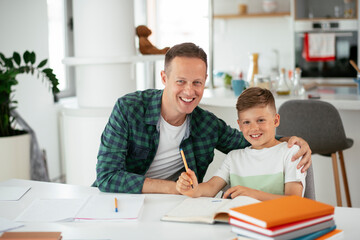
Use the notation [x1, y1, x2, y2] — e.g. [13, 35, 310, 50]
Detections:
[0, 51, 60, 181]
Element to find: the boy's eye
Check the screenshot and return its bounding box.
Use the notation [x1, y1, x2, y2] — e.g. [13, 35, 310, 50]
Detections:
[242, 121, 250, 125]
[258, 119, 265, 123]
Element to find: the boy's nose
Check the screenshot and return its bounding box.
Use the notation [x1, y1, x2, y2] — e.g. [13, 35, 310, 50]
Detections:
[250, 122, 259, 130]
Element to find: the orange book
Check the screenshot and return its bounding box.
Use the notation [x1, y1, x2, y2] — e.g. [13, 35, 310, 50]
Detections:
[0, 232, 62, 240]
[229, 195, 334, 229]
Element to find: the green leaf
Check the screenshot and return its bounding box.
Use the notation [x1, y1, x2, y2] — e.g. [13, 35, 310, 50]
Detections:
[0, 53, 6, 64]
[23, 51, 31, 64]
[37, 59, 47, 68]
[13, 52, 21, 66]
[4, 58, 13, 68]
[30, 51, 36, 64]
[42, 68, 53, 74]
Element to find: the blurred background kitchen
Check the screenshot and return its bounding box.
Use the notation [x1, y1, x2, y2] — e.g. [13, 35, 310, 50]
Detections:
[0, 0, 359, 207]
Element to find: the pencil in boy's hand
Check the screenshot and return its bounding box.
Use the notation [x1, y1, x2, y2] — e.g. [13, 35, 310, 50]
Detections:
[180, 148, 194, 188]
[115, 197, 118, 212]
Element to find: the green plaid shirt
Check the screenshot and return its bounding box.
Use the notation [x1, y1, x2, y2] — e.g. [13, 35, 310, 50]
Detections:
[96, 89, 250, 193]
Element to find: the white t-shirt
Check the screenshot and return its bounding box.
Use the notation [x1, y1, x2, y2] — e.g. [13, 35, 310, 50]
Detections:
[144, 116, 187, 180]
[215, 142, 306, 196]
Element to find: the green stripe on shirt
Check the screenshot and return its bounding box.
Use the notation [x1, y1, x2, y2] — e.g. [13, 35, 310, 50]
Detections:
[230, 172, 284, 195]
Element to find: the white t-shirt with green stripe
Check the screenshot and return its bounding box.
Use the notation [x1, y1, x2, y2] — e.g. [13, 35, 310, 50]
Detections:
[215, 142, 306, 196]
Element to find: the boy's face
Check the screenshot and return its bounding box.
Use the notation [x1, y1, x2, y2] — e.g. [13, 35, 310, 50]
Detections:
[237, 105, 280, 150]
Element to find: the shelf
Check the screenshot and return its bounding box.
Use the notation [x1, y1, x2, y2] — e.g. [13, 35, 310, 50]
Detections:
[213, 12, 290, 19]
[62, 55, 165, 66]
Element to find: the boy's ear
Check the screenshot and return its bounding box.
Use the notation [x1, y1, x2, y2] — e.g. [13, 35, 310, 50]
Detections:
[274, 113, 280, 127]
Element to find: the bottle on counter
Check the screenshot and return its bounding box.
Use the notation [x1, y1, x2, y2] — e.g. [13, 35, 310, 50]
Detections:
[292, 67, 305, 96]
[247, 53, 259, 87]
[276, 68, 291, 96]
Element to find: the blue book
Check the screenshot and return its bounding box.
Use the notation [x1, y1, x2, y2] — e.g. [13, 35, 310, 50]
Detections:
[293, 225, 337, 240]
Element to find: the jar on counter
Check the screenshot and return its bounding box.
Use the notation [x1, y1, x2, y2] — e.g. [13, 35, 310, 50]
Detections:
[254, 75, 272, 90]
[247, 53, 259, 87]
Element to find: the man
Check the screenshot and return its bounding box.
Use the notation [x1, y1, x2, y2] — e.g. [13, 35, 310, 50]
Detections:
[96, 42, 312, 194]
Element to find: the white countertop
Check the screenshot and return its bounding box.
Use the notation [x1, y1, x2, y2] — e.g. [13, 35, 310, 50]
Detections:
[201, 87, 360, 111]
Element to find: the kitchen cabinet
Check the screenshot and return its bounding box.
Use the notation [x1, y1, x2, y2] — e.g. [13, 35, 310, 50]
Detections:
[214, 11, 290, 19]
[294, 0, 358, 20]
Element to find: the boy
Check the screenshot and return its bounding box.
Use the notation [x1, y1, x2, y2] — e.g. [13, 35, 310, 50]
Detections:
[176, 87, 306, 201]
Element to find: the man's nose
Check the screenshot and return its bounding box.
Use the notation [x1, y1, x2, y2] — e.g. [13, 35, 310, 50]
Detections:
[183, 82, 195, 95]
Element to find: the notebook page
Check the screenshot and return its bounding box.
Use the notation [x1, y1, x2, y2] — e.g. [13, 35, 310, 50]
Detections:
[0, 186, 31, 201]
[15, 198, 88, 222]
[165, 197, 231, 219]
[75, 194, 145, 221]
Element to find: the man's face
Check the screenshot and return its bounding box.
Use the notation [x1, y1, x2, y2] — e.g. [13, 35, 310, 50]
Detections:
[161, 57, 207, 123]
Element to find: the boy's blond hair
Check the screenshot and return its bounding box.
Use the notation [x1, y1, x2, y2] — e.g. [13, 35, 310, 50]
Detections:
[236, 87, 276, 114]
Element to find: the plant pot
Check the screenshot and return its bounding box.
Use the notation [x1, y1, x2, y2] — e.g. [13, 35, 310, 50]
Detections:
[0, 133, 31, 181]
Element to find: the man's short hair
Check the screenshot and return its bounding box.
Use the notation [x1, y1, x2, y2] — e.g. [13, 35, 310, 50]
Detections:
[164, 42, 207, 73]
[236, 87, 276, 114]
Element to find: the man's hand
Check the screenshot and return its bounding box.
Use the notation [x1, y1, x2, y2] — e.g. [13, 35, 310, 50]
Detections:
[281, 136, 312, 173]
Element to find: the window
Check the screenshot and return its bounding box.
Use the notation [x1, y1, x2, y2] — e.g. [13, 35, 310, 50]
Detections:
[47, 0, 75, 98]
[135, 0, 210, 89]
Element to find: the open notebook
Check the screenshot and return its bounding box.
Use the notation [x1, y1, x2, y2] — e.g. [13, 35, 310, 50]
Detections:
[161, 196, 259, 224]
[15, 194, 145, 222]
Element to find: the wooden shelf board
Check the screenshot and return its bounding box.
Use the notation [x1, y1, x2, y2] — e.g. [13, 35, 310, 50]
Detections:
[214, 12, 290, 19]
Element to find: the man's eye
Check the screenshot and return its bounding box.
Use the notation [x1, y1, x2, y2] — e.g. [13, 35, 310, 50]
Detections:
[177, 80, 184, 84]
[194, 81, 202, 86]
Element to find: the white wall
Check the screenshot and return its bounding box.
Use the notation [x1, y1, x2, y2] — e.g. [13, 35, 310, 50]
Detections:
[213, 0, 293, 79]
[0, 0, 61, 180]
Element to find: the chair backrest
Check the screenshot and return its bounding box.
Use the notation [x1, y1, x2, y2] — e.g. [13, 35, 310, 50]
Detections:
[304, 164, 316, 200]
[276, 100, 348, 155]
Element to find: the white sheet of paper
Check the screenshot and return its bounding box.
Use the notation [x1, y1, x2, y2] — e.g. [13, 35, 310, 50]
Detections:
[0, 217, 24, 233]
[0, 186, 31, 201]
[15, 198, 88, 222]
[75, 195, 145, 221]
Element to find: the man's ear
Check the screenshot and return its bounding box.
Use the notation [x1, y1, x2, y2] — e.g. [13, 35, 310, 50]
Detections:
[160, 70, 167, 85]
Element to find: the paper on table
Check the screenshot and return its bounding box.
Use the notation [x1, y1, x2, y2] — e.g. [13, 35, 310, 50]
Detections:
[15, 194, 145, 222]
[15, 198, 88, 222]
[0, 186, 31, 201]
[0, 217, 24, 233]
[75, 194, 145, 221]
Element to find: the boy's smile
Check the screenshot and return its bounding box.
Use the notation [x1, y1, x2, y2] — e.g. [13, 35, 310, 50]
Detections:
[237, 105, 280, 149]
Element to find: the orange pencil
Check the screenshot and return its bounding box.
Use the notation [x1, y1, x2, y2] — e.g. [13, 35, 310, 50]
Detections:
[115, 197, 118, 212]
[180, 149, 193, 188]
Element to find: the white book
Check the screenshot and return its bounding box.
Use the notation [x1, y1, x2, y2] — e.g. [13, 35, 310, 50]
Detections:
[161, 196, 260, 224]
[15, 194, 145, 222]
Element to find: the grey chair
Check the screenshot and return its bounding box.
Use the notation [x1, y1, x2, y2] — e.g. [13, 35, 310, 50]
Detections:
[277, 100, 353, 206]
[304, 164, 315, 200]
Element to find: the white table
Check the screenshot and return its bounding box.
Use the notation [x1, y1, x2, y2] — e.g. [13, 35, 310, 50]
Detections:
[1, 179, 359, 240]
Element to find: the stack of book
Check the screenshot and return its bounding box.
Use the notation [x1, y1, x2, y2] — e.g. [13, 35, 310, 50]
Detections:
[229, 196, 344, 240]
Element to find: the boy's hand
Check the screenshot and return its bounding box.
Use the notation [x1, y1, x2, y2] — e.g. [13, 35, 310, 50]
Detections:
[176, 169, 199, 197]
[287, 136, 312, 173]
[222, 185, 256, 199]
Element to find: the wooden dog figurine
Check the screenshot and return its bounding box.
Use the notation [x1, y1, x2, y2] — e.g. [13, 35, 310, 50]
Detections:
[136, 25, 170, 55]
